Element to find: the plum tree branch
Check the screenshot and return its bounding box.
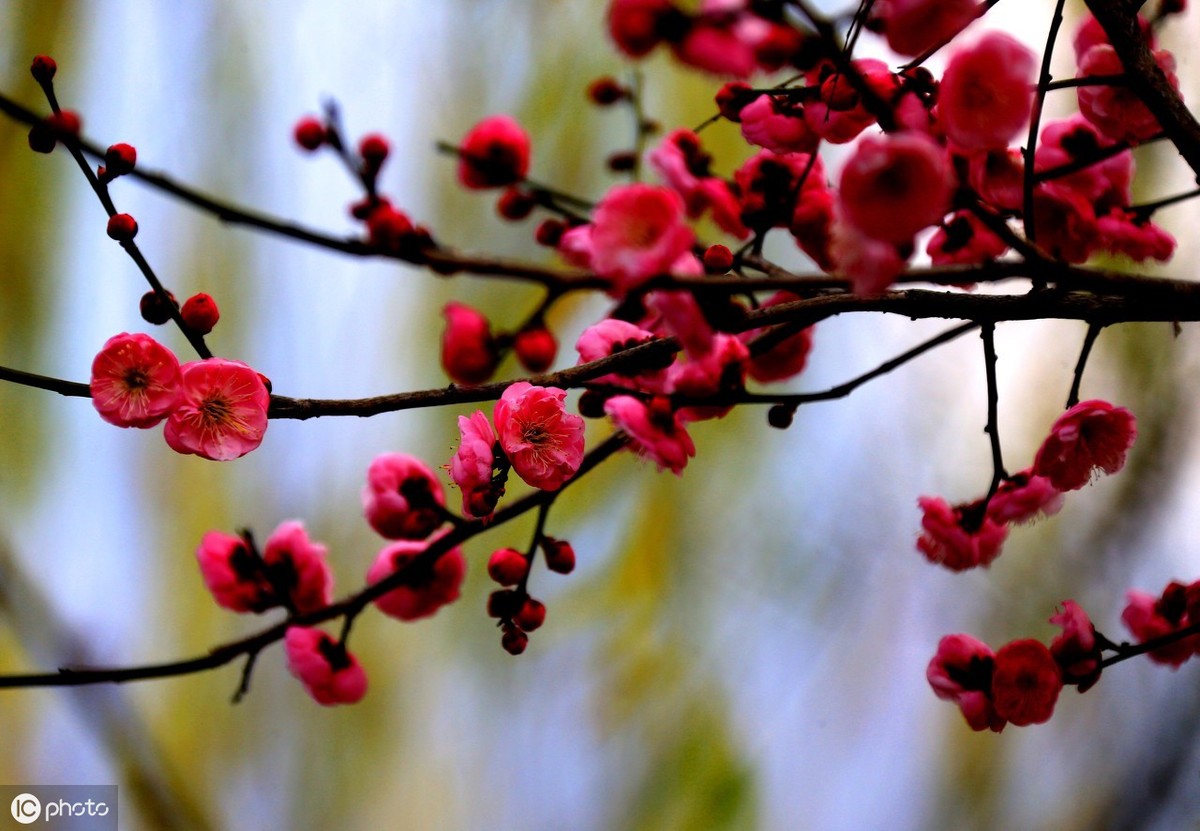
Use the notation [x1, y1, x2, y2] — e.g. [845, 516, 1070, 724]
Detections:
[0, 433, 627, 691]
[1083, 0, 1200, 181]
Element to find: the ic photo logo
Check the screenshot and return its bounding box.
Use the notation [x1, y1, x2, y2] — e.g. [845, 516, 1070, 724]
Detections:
[9, 793, 40, 824]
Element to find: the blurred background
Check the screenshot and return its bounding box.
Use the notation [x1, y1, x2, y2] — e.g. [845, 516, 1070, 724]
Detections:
[2, 1, 1200, 829]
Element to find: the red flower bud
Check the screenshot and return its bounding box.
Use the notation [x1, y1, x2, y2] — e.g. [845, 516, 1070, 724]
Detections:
[487, 547, 529, 587]
[487, 589, 524, 619]
[106, 213, 138, 241]
[27, 123, 55, 154]
[542, 537, 575, 575]
[359, 133, 390, 168]
[30, 55, 57, 84]
[104, 143, 137, 177]
[514, 327, 558, 373]
[497, 187, 536, 221]
[587, 76, 627, 106]
[715, 82, 755, 122]
[703, 244, 734, 274]
[513, 598, 546, 632]
[181, 293, 220, 335]
[501, 623, 528, 655]
[139, 290, 178, 325]
[46, 110, 81, 139]
[534, 219, 565, 247]
[293, 116, 326, 152]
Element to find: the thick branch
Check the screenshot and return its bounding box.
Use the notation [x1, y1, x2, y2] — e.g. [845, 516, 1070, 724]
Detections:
[1083, 0, 1200, 181]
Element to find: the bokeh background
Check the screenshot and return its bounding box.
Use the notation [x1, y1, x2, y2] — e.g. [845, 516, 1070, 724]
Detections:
[2, 1, 1200, 829]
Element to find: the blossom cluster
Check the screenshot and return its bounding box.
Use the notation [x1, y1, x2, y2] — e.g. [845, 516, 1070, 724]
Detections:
[448, 381, 586, 517]
[1122, 579, 1200, 667]
[48, 0, 1195, 724]
[918, 400, 1136, 571]
[928, 600, 1099, 732]
[90, 332, 270, 461]
[600, 5, 1175, 292]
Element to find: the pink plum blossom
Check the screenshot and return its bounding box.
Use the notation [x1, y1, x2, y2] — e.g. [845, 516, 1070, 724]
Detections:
[1077, 44, 1176, 144]
[646, 288, 713, 360]
[916, 496, 1008, 571]
[556, 225, 595, 270]
[735, 150, 819, 231]
[1035, 116, 1132, 207]
[1032, 399, 1137, 491]
[590, 183, 695, 294]
[985, 469, 1063, 525]
[838, 132, 953, 244]
[739, 292, 814, 384]
[647, 131, 749, 238]
[1072, 13, 1153, 61]
[672, 17, 758, 79]
[493, 382, 585, 491]
[574, 318, 667, 391]
[647, 129, 708, 206]
[576, 318, 657, 364]
[990, 639, 1063, 727]
[967, 148, 1024, 213]
[938, 33, 1036, 151]
[1122, 583, 1199, 667]
[667, 333, 749, 421]
[604, 395, 696, 475]
[457, 115, 530, 189]
[829, 218, 909, 295]
[90, 332, 182, 428]
[362, 452, 447, 539]
[195, 530, 274, 613]
[195, 521, 332, 614]
[1049, 600, 1102, 690]
[739, 94, 818, 155]
[164, 358, 270, 461]
[449, 410, 504, 518]
[803, 59, 898, 144]
[872, 0, 981, 58]
[927, 633, 1005, 732]
[441, 302, 498, 386]
[367, 532, 466, 621]
[607, 0, 674, 58]
[262, 520, 334, 614]
[927, 211, 1008, 269]
[1029, 183, 1100, 263]
[1096, 210, 1176, 263]
[284, 627, 368, 706]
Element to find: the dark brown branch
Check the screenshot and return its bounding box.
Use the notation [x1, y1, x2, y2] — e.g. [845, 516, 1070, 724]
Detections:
[0, 434, 627, 690]
[1084, 0, 1200, 181]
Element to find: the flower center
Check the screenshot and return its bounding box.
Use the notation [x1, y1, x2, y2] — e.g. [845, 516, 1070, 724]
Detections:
[200, 396, 233, 425]
[122, 367, 150, 391]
